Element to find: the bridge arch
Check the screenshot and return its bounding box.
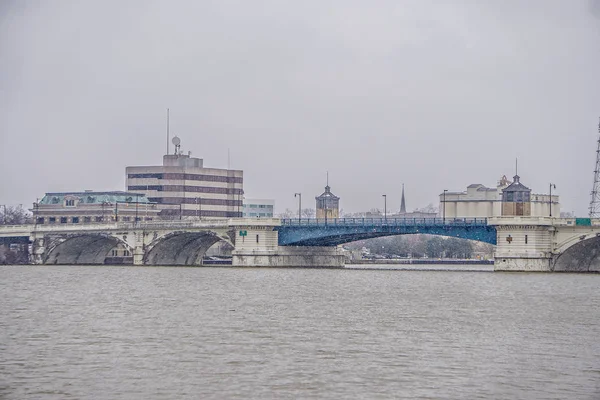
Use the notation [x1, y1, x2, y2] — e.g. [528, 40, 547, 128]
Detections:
[554, 234, 600, 272]
[44, 233, 131, 265]
[276, 219, 497, 247]
[144, 231, 233, 266]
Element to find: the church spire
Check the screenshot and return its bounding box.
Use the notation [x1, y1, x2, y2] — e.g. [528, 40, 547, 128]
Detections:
[400, 184, 406, 213]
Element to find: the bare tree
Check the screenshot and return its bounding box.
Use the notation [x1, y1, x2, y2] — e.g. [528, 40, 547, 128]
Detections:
[277, 208, 295, 219]
[414, 203, 438, 213]
[0, 205, 30, 225]
[301, 208, 315, 218]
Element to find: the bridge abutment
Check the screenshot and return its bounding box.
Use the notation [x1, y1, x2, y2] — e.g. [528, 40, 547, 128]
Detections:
[230, 224, 345, 267]
[489, 217, 554, 272]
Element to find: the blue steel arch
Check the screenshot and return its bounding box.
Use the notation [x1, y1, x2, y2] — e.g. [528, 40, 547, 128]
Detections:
[276, 218, 497, 246]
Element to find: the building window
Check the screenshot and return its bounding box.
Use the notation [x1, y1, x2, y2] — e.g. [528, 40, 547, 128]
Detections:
[84, 216, 91, 223]
[95, 216, 103, 222]
[49, 217, 56, 224]
[36, 217, 44, 224]
[65, 199, 75, 207]
[72, 217, 79, 223]
[525, 235, 528, 244]
[111, 249, 118, 256]
[122, 217, 130, 222]
[123, 249, 131, 256]
[60, 217, 67, 224]
[256, 234, 259, 243]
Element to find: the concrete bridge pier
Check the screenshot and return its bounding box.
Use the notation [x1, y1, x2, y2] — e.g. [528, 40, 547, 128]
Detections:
[132, 231, 145, 266]
[232, 246, 345, 267]
[230, 223, 345, 267]
[30, 234, 45, 265]
[490, 217, 554, 272]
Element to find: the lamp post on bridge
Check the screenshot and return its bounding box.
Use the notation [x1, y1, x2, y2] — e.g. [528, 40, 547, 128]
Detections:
[382, 194, 387, 224]
[295, 193, 301, 223]
[196, 197, 202, 220]
[443, 189, 448, 223]
[549, 183, 556, 217]
[135, 193, 140, 225]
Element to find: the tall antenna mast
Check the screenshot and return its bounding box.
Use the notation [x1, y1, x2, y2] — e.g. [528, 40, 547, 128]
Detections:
[589, 117, 600, 217]
[166, 108, 170, 155]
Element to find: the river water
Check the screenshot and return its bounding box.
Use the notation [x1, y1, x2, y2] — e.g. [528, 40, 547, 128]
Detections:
[1, 265, 599, 399]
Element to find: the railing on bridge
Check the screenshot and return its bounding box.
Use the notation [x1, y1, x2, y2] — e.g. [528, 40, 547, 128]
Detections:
[279, 218, 489, 227]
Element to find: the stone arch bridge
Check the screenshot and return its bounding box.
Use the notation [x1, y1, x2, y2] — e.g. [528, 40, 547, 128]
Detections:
[0, 217, 599, 271]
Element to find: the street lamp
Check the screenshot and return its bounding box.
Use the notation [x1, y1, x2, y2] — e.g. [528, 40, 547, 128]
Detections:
[443, 189, 448, 223]
[382, 194, 387, 224]
[294, 193, 301, 223]
[135, 193, 139, 224]
[549, 183, 556, 217]
[196, 197, 202, 220]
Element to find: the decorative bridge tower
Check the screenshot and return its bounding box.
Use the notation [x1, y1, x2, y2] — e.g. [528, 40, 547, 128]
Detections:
[491, 173, 554, 271]
[315, 178, 340, 220]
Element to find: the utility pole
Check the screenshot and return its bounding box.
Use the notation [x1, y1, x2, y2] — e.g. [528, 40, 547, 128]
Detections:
[443, 189, 448, 223]
[590, 118, 600, 217]
[295, 193, 301, 223]
[382, 194, 387, 224]
[135, 194, 139, 224]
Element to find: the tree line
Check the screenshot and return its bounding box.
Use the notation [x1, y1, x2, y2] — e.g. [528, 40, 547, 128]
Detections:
[345, 234, 493, 259]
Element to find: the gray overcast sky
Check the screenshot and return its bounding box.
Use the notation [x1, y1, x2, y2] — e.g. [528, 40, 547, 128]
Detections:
[1, 0, 599, 215]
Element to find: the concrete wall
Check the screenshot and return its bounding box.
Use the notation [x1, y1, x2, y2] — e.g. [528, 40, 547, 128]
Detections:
[232, 246, 345, 267]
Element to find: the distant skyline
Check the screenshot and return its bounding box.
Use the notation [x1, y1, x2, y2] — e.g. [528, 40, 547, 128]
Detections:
[1, 0, 599, 215]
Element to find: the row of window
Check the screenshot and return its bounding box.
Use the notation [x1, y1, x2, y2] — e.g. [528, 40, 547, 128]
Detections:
[129, 186, 244, 195]
[148, 197, 243, 206]
[246, 204, 273, 209]
[36, 216, 154, 224]
[128, 173, 243, 184]
[159, 209, 242, 218]
[245, 213, 273, 217]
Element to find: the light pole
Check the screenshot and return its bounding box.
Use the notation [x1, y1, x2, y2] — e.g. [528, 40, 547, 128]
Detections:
[196, 197, 202, 220]
[382, 194, 387, 224]
[443, 189, 448, 223]
[294, 193, 301, 223]
[135, 193, 139, 224]
[549, 183, 556, 217]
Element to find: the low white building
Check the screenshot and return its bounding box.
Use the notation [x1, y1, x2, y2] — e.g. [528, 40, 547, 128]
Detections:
[243, 199, 275, 218]
[439, 175, 560, 219]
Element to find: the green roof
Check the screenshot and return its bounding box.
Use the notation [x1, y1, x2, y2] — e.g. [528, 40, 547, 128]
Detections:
[39, 191, 151, 205]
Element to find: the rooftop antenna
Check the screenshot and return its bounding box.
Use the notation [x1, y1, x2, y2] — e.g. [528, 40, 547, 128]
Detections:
[589, 117, 600, 217]
[172, 136, 181, 155]
[166, 108, 170, 155]
[515, 158, 518, 176]
[326, 171, 329, 187]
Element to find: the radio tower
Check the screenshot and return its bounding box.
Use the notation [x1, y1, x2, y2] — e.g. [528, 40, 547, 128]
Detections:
[589, 118, 600, 217]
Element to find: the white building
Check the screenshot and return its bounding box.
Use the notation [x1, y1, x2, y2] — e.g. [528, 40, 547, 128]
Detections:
[34, 191, 159, 224]
[439, 175, 560, 219]
[126, 137, 244, 219]
[243, 199, 275, 218]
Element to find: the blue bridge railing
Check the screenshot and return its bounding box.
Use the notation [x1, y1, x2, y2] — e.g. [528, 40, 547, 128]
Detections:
[279, 218, 489, 226]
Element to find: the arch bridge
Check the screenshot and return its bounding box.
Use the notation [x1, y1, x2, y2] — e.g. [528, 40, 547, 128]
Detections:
[276, 218, 496, 246]
[1, 216, 600, 271]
